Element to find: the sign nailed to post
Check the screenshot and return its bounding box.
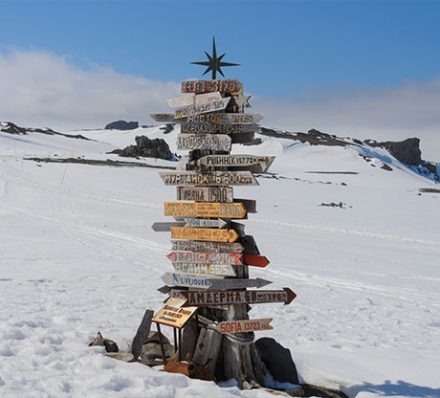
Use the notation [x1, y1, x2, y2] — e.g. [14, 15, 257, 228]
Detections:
[164, 202, 246, 219]
[198, 155, 275, 173]
[172, 262, 237, 277]
[177, 186, 233, 202]
[171, 240, 244, 254]
[167, 251, 242, 265]
[153, 302, 198, 329]
[171, 227, 240, 243]
[181, 123, 259, 135]
[174, 97, 230, 119]
[181, 79, 243, 94]
[177, 134, 231, 151]
[167, 92, 222, 108]
[160, 171, 258, 186]
[217, 318, 273, 334]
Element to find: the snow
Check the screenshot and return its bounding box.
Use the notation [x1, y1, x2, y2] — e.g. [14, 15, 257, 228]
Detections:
[1, 127, 439, 398]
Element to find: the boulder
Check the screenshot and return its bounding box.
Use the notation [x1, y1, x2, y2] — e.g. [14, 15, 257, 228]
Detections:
[140, 331, 174, 366]
[366, 137, 422, 166]
[109, 135, 173, 160]
[255, 337, 299, 385]
[105, 120, 139, 130]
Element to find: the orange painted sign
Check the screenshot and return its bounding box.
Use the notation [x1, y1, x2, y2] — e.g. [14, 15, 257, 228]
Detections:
[217, 319, 273, 334]
[170, 227, 239, 243]
[164, 202, 246, 219]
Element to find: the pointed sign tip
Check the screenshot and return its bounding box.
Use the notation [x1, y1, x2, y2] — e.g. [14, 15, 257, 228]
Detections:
[283, 287, 297, 304]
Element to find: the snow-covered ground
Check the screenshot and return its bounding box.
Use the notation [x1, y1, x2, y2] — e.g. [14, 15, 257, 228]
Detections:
[1, 127, 439, 398]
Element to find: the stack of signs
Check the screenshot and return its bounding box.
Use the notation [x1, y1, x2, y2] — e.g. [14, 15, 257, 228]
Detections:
[151, 79, 296, 375]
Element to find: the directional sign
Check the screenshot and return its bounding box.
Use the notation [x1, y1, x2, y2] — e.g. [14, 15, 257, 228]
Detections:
[243, 254, 270, 268]
[153, 303, 197, 329]
[162, 272, 218, 289]
[177, 134, 231, 151]
[217, 319, 273, 334]
[164, 202, 246, 219]
[174, 98, 230, 119]
[151, 221, 184, 232]
[172, 262, 237, 277]
[181, 79, 243, 94]
[207, 277, 272, 290]
[186, 113, 263, 124]
[167, 251, 242, 265]
[177, 187, 233, 202]
[171, 227, 240, 243]
[198, 155, 275, 173]
[160, 171, 258, 186]
[171, 240, 244, 254]
[184, 218, 229, 229]
[175, 288, 296, 307]
[167, 92, 222, 108]
[181, 123, 259, 135]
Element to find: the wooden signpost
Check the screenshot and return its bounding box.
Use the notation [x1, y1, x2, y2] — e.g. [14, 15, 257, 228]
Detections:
[183, 218, 229, 229]
[172, 262, 237, 277]
[160, 171, 258, 186]
[216, 319, 273, 334]
[167, 251, 242, 265]
[164, 202, 246, 219]
[170, 227, 240, 243]
[177, 134, 231, 151]
[171, 240, 244, 254]
[167, 92, 222, 108]
[174, 288, 296, 307]
[153, 303, 198, 329]
[198, 155, 275, 173]
[181, 79, 243, 94]
[174, 97, 231, 119]
[187, 113, 263, 124]
[177, 186, 233, 202]
[181, 123, 259, 135]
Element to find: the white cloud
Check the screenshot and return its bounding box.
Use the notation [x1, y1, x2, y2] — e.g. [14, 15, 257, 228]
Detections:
[1, 49, 439, 161]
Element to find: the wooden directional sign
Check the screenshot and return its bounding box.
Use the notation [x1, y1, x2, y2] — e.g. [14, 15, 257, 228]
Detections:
[151, 221, 184, 232]
[217, 319, 273, 334]
[184, 218, 228, 229]
[243, 254, 270, 268]
[164, 202, 246, 219]
[198, 155, 275, 173]
[175, 288, 296, 307]
[207, 277, 272, 290]
[186, 113, 263, 124]
[160, 171, 258, 186]
[171, 227, 239, 243]
[177, 134, 231, 151]
[172, 262, 237, 277]
[167, 251, 242, 265]
[174, 98, 230, 119]
[177, 186, 233, 202]
[181, 123, 259, 135]
[167, 92, 222, 108]
[171, 240, 244, 254]
[162, 272, 217, 289]
[153, 303, 197, 329]
[181, 79, 243, 94]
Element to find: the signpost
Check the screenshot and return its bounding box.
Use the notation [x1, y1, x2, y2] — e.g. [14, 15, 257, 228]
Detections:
[153, 303, 198, 329]
[171, 240, 244, 254]
[181, 79, 243, 94]
[181, 123, 259, 135]
[174, 287, 296, 307]
[177, 187, 233, 202]
[216, 319, 273, 334]
[198, 155, 275, 173]
[174, 97, 230, 119]
[177, 134, 231, 151]
[170, 227, 240, 243]
[167, 92, 222, 108]
[167, 251, 242, 265]
[183, 218, 229, 229]
[172, 262, 237, 277]
[151, 221, 185, 232]
[186, 113, 263, 124]
[164, 202, 246, 219]
[160, 171, 258, 186]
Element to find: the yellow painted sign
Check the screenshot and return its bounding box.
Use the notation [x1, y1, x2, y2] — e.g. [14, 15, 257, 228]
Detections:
[164, 202, 246, 219]
[153, 303, 198, 329]
[170, 227, 240, 243]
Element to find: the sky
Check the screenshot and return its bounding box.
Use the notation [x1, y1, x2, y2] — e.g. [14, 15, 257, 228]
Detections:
[1, 0, 440, 161]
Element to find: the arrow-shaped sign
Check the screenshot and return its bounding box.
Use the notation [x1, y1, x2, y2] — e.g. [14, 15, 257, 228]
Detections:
[217, 318, 273, 334]
[171, 227, 240, 243]
[174, 97, 231, 119]
[167, 92, 222, 108]
[198, 155, 275, 173]
[164, 202, 246, 219]
[171, 240, 244, 254]
[167, 251, 242, 265]
[160, 171, 258, 186]
[207, 277, 272, 290]
[172, 262, 237, 277]
[151, 221, 185, 232]
[177, 134, 231, 152]
[174, 287, 296, 307]
[242, 254, 270, 268]
[181, 123, 259, 135]
[181, 79, 243, 94]
[184, 218, 229, 229]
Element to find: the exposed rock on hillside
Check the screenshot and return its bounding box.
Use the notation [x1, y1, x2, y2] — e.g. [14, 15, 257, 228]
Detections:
[0, 122, 88, 140]
[365, 137, 422, 166]
[109, 135, 173, 161]
[105, 120, 139, 130]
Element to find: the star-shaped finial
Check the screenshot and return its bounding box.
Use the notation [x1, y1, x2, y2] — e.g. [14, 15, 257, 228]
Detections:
[191, 37, 240, 80]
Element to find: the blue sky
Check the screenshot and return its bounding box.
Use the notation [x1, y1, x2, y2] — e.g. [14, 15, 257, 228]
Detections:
[1, 1, 440, 159]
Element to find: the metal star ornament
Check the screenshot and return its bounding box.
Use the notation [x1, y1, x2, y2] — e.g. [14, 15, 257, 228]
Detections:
[191, 37, 240, 80]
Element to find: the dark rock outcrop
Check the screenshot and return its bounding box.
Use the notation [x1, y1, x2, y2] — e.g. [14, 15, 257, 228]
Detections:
[105, 120, 139, 130]
[366, 137, 422, 166]
[0, 122, 88, 140]
[109, 135, 173, 160]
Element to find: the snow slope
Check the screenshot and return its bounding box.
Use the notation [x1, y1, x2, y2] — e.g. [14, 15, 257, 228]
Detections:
[1, 127, 439, 398]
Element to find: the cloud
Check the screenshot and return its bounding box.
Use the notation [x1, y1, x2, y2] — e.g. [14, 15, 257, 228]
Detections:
[1, 49, 439, 160]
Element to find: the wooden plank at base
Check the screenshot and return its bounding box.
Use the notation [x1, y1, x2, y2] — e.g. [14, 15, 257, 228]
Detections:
[164, 202, 246, 219]
[177, 186, 233, 202]
[177, 134, 231, 151]
[216, 318, 273, 334]
[171, 240, 244, 254]
[167, 251, 242, 265]
[175, 288, 296, 307]
[181, 79, 243, 94]
[172, 262, 237, 277]
[160, 171, 258, 186]
[171, 227, 239, 243]
[153, 303, 198, 329]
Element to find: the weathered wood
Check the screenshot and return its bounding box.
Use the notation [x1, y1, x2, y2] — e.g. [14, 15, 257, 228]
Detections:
[164, 202, 246, 219]
[174, 98, 230, 119]
[192, 326, 223, 374]
[151, 221, 185, 232]
[171, 240, 244, 254]
[186, 113, 263, 124]
[167, 251, 242, 265]
[167, 92, 222, 108]
[161, 272, 219, 289]
[207, 277, 272, 290]
[241, 235, 260, 255]
[181, 123, 259, 134]
[184, 218, 229, 229]
[171, 227, 240, 243]
[234, 199, 256, 214]
[177, 186, 233, 202]
[175, 288, 296, 307]
[172, 262, 237, 277]
[177, 134, 231, 151]
[198, 155, 275, 173]
[153, 303, 198, 329]
[181, 79, 243, 94]
[131, 310, 154, 360]
[160, 171, 258, 186]
[217, 319, 273, 334]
